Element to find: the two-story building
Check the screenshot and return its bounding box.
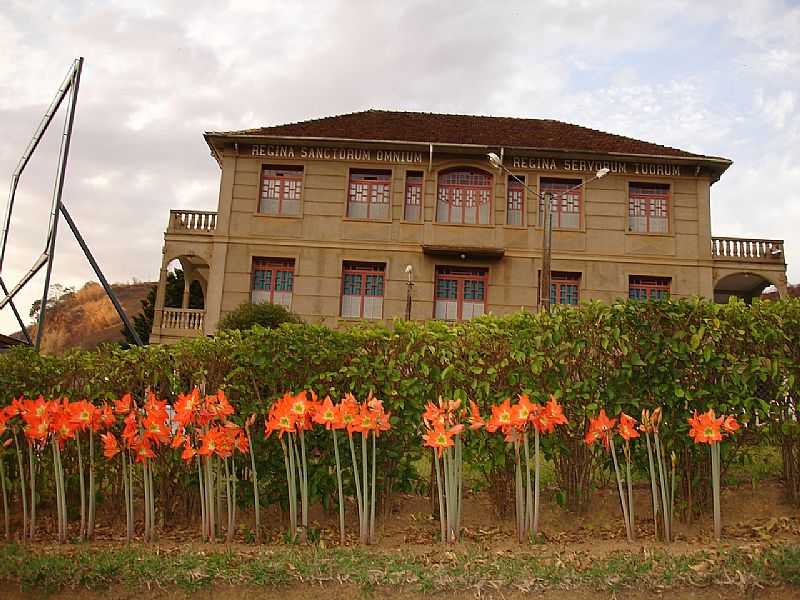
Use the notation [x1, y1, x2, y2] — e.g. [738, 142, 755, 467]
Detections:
[150, 110, 788, 343]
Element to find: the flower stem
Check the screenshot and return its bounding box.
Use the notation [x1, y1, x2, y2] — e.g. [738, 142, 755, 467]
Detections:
[332, 429, 345, 545]
[654, 432, 671, 542]
[625, 442, 635, 541]
[533, 428, 541, 538]
[28, 442, 37, 542]
[0, 458, 9, 540]
[282, 436, 296, 541]
[644, 432, 660, 541]
[523, 430, 534, 539]
[609, 436, 632, 543]
[88, 431, 95, 539]
[245, 426, 260, 543]
[76, 431, 86, 542]
[299, 429, 309, 536]
[348, 434, 363, 529]
[13, 433, 27, 542]
[361, 432, 369, 544]
[514, 439, 524, 544]
[712, 442, 721, 540]
[433, 449, 446, 543]
[370, 431, 377, 543]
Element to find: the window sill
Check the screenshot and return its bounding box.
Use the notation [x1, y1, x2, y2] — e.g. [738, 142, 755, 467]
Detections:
[342, 216, 393, 224]
[625, 230, 675, 238]
[252, 212, 303, 220]
[432, 222, 495, 229]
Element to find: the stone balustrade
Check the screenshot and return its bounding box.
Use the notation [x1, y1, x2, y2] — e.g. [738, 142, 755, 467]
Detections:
[161, 308, 205, 331]
[168, 210, 217, 233]
[711, 237, 784, 262]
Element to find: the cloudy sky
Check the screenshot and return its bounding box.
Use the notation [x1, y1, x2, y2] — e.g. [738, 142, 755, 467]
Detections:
[1, 0, 798, 333]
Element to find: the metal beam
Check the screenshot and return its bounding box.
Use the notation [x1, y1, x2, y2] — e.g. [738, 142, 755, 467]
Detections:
[0, 254, 48, 310]
[59, 203, 143, 346]
[0, 277, 32, 344]
[35, 57, 83, 351]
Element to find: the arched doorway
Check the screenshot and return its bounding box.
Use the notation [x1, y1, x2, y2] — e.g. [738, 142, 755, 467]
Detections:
[713, 272, 777, 304]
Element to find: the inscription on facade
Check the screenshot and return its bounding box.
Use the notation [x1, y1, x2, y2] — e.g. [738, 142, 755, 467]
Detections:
[511, 156, 681, 176]
[249, 144, 424, 164]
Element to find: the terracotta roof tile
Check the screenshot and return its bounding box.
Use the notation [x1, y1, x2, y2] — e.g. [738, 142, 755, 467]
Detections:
[211, 110, 728, 161]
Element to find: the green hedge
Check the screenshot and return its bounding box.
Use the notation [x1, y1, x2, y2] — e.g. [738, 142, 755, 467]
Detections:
[2, 297, 799, 514]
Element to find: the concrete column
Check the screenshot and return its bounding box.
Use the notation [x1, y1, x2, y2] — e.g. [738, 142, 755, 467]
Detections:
[152, 252, 170, 341]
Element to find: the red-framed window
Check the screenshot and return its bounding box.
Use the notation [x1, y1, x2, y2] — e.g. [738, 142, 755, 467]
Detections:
[341, 261, 385, 319]
[404, 171, 423, 222]
[629, 183, 669, 233]
[434, 266, 488, 321]
[259, 166, 303, 216]
[507, 175, 524, 226]
[629, 276, 671, 301]
[436, 168, 492, 225]
[550, 271, 580, 305]
[347, 170, 391, 220]
[251, 258, 295, 308]
[539, 178, 581, 229]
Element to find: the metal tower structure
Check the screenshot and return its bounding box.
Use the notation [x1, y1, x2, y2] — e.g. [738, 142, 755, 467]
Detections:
[0, 57, 143, 349]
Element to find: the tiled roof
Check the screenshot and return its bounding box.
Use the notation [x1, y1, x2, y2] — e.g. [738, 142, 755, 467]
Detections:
[211, 110, 728, 161]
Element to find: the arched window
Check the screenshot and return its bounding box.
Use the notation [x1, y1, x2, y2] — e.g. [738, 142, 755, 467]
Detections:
[436, 168, 492, 225]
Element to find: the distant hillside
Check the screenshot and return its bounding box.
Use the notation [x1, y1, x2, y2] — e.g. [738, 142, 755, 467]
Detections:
[17, 281, 154, 354]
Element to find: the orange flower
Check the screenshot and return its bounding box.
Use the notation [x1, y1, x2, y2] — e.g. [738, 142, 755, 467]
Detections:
[532, 396, 568, 434]
[349, 404, 376, 437]
[618, 412, 640, 441]
[512, 394, 536, 427]
[585, 409, 616, 449]
[181, 441, 197, 461]
[486, 399, 513, 433]
[422, 401, 444, 427]
[133, 437, 156, 463]
[468, 400, 485, 430]
[722, 415, 740, 434]
[197, 429, 221, 456]
[114, 393, 132, 414]
[100, 432, 120, 459]
[313, 396, 343, 430]
[688, 409, 723, 444]
[68, 399, 95, 431]
[423, 424, 455, 456]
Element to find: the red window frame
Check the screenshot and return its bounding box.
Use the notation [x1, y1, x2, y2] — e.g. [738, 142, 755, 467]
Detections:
[507, 175, 525, 226]
[340, 261, 386, 319]
[436, 168, 493, 225]
[539, 178, 582, 229]
[434, 266, 489, 321]
[629, 183, 670, 233]
[550, 271, 580, 305]
[347, 170, 392, 220]
[260, 165, 303, 215]
[251, 258, 295, 303]
[629, 276, 671, 301]
[404, 171, 423, 221]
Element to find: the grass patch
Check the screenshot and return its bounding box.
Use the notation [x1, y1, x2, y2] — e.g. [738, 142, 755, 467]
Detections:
[0, 542, 798, 595]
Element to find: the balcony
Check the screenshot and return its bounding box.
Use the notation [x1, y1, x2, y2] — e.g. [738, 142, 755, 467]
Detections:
[167, 210, 218, 234]
[711, 237, 784, 263]
[161, 308, 205, 331]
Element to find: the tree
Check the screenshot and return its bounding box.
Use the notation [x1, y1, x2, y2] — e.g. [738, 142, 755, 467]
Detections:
[123, 269, 203, 345]
[217, 301, 301, 332]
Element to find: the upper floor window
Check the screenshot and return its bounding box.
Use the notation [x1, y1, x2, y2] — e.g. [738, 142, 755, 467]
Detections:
[435, 266, 487, 321]
[629, 183, 669, 233]
[539, 178, 581, 229]
[629, 276, 671, 301]
[347, 170, 391, 220]
[260, 166, 303, 216]
[252, 257, 294, 308]
[404, 171, 423, 222]
[436, 168, 492, 225]
[341, 261, 385, 319]
[507, 176, 524, 226]
[550, 271, 580, 305]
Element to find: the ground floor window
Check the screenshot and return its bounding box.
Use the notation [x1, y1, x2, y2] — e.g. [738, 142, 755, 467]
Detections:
[435, 266, 488, 321]
[550, 271, 581, 305]
[341, 261, 385, 319]
[252, 258, 294, 307]
[629, 275, 671, 300]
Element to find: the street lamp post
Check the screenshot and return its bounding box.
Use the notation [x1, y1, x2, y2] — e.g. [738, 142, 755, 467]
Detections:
[487, 153, 609, 311]
[404, 264, 414, 320]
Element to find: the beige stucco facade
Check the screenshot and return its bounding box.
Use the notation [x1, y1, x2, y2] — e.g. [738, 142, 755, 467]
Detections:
[150, 133, 788, 344]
